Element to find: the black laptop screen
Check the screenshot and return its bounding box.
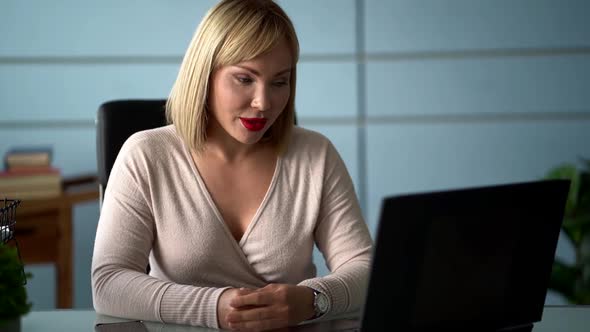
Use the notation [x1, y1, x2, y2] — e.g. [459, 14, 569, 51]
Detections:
[360, 180, 569, 332]
[411, 212, 522, 328]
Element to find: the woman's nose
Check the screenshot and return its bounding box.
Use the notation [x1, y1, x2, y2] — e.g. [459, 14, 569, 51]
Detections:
[251, 85, 271, 111]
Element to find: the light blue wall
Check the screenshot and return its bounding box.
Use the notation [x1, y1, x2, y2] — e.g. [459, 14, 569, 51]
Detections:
[1, 0, 589, 309]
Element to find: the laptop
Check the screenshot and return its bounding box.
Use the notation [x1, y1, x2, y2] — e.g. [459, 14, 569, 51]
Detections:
[357, 179, 570, 332]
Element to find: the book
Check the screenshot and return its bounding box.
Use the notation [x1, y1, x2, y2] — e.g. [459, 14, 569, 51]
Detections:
[0, 187, 62, 200]
[4, 165, 56, 173]
[4, 146, 53, 169]
[0, 168, 62, 199]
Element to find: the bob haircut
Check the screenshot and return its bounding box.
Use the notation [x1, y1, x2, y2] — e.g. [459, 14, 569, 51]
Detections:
[166, 0, 300, 154]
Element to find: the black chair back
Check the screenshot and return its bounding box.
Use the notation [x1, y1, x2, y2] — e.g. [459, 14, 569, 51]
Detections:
[96, 99, 167, 204]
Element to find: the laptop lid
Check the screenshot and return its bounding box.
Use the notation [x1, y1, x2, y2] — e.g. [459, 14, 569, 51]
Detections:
[360, 179, 569, 332]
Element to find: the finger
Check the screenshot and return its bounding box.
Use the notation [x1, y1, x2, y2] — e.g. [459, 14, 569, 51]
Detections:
[236, 287, 256, 296]
[226, 306, 274, 323]
[229, 318, 286, 332]
[230, 291, 273, 308]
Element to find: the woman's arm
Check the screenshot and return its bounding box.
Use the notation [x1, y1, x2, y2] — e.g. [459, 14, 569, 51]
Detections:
[298, 139, 373, 319]
[91, 138, 227, 329]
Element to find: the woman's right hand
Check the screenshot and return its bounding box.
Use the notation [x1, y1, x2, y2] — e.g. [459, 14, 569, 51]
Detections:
[218, 288, 255, 330]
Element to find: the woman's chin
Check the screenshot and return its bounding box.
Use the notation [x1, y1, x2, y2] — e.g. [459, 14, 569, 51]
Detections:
[235, 131, 265, 145]
[235, 126, 270, 144]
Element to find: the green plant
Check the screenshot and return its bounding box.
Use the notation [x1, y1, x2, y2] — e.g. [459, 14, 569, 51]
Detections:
[545, 159, 590, 304]
[0, 243, 32, 326]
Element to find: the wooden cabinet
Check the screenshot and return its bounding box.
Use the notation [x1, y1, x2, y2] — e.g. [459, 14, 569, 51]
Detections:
[10, 177, 98, 308]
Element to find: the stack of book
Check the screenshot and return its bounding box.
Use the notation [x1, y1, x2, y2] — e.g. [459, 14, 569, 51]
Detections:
[0, 147, 62, 199]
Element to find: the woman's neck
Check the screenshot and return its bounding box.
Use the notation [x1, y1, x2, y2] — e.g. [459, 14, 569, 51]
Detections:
[201, 121, 271, 164]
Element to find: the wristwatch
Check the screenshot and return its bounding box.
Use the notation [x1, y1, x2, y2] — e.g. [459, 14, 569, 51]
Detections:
[311, 289, 329, 319]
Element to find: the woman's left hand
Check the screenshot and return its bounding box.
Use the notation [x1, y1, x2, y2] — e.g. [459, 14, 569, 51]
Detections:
[225, 283, 315, 331]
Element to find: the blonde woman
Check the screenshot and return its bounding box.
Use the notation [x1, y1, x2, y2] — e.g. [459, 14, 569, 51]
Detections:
[91, 0, 372, 330]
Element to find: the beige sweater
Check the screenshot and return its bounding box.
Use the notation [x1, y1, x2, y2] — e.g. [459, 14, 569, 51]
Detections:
[91, 125, 372, 328]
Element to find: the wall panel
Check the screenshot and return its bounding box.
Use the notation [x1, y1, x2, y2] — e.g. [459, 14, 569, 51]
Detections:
[365, 0, 590, 53]
[0, 0, 215, 56]
[0, 127, 97, 176]
[366, 121, 590, 232]
[367, 56, 590, 117]
[279, 0, 356, 54]
[1, 0, 357, 57]
[0, 64, 178, 121]
[297, 62, 357, 118]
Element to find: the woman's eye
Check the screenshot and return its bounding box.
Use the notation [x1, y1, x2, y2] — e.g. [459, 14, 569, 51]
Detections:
[272, 81, 288, 87]
[236, 76, 253, 84]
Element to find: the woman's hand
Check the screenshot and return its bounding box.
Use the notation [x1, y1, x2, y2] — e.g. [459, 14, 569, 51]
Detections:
[218, 288, 257, 330]
[225, 284, 315, 331]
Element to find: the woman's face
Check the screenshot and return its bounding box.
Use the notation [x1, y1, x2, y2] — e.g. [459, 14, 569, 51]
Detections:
[208, 38, 293, 146]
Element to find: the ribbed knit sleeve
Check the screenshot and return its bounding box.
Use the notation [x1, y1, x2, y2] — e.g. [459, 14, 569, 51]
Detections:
[159, 284, 228, 327]
[297, 137, 372, 319]
[91, 131, 225, 329]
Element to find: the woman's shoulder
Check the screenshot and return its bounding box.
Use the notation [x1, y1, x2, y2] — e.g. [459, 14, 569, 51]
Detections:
[284, 126, 338, 162]
[124, 124, 179, 147]
[126, 123, 176, 142]
[119, 125, 185, 161]
[289, 126, 333, 150]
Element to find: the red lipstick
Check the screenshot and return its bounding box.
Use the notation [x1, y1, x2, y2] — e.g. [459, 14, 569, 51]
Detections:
[240, 118, 267, 131]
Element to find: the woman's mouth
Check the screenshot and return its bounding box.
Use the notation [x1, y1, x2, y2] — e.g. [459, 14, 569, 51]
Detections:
[240, 118, 267, 132]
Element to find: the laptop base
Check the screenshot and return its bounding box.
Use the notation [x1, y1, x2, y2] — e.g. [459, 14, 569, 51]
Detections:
[497, 323, 533, 332]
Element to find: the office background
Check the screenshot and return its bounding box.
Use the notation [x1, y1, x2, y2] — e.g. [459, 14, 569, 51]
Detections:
[1, 0, 589, 310]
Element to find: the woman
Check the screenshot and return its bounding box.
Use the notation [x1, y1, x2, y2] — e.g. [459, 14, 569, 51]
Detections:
[91, 0, 372, 330]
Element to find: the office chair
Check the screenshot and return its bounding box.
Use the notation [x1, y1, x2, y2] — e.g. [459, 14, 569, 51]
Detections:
[96, 99, 167, 275]
[96, 99, 167, 206]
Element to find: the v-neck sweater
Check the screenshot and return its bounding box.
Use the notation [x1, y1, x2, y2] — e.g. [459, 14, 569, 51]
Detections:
[91, 125, 373, 328]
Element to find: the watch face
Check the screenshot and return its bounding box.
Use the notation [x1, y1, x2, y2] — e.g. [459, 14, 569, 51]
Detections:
[317, 293, 329, 312]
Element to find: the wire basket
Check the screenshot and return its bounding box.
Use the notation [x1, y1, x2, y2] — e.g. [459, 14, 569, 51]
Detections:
[1, 198, 20, 243]
[1, 198, 27, 285]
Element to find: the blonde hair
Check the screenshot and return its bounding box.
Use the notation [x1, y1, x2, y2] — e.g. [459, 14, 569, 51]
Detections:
[166, 0, 299, 154]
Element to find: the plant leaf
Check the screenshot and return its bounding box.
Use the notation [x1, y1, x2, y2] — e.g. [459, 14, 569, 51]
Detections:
[549, 258, 579, 302]
[545, 163, 580, 216]
[0, 243, 32, 318]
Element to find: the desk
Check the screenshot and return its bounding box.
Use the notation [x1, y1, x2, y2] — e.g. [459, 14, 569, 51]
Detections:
[20, 306, 590, 331]
[11, 177, 99, 309]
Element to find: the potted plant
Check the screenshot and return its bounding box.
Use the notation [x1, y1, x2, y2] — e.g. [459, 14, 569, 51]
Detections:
[0, 242, 32, 332]
[545, 159, 590, 304]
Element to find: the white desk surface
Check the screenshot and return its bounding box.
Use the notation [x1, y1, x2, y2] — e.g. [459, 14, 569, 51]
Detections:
[21, 306, 590, 331]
